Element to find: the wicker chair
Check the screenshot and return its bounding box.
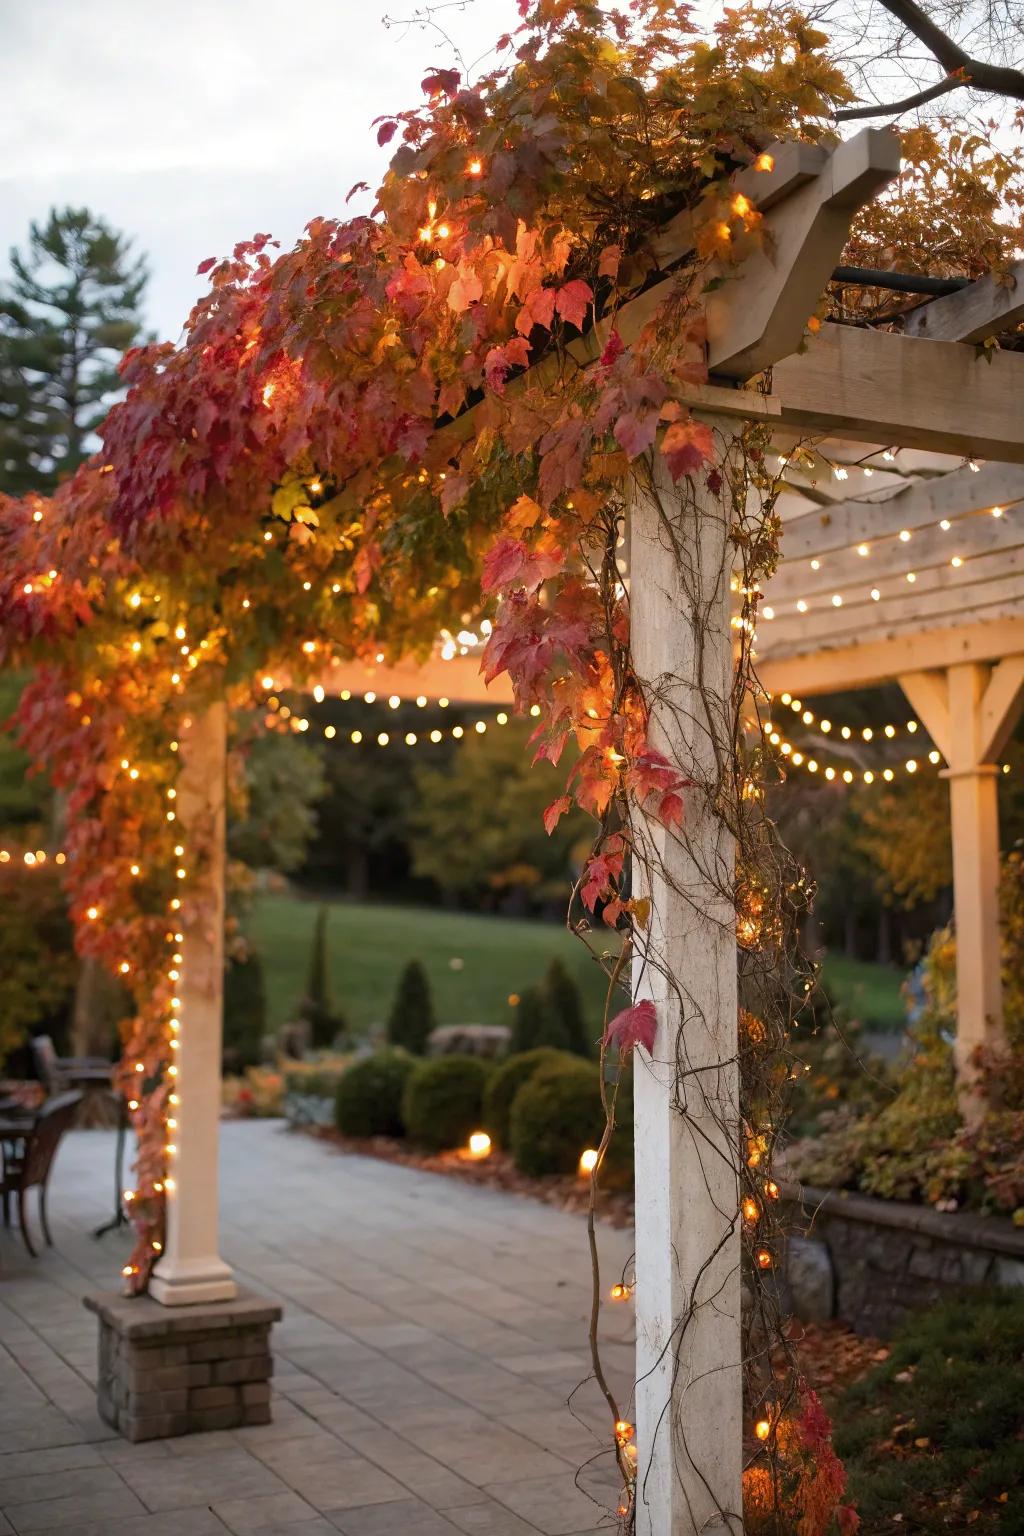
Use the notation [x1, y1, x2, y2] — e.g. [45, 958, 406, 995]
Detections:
[0, 1091, 83, 1256]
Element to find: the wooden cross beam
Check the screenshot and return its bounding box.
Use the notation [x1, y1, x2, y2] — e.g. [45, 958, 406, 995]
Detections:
[768, 324, 1024, 462]
[756, 616, 1024, 697]
[900, 259, 1024, 343]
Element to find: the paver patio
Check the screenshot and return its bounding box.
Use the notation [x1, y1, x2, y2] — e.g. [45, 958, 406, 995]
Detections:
[0, 1121, 635, 1536]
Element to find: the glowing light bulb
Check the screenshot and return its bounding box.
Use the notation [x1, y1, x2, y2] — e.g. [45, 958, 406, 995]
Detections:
[579, 1148, 599, 1175]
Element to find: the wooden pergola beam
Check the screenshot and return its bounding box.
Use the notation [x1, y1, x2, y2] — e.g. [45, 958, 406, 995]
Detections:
[901, 260, 1024, 344]
[755, 616, 1024, 697]
[312, 654, 511, 707]
[770, 325, 1024, 462]
[775, 462, 1024, 562]
[761, 577, 1024, 654]
[765, 507, 1024, 606]
[706, 129, 900, 376]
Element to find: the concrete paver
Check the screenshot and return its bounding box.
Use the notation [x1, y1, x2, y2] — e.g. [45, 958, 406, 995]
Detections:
[0, 1122, 633, 1535]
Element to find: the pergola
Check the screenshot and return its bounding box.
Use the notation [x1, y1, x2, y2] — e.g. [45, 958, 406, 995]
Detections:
[115, 128, 1024, 1535]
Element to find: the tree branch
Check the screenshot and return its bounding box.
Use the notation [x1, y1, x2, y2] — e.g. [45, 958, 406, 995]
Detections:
[872, 0, 1024, 102]
[835, 73, 961, 119]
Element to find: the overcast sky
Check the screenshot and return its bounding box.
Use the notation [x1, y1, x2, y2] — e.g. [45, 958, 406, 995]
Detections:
[1, 0, 517, 341]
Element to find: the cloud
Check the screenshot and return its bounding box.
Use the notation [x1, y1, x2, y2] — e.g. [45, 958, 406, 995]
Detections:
[0, 0, 516, 339]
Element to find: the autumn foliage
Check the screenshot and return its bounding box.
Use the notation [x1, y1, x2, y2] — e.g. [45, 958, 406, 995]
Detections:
[1, 0, 1020, 1529]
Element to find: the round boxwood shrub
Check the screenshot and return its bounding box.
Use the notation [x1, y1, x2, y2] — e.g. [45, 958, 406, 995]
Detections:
[402, 1054, 490, 1150]
[509, 1059, 634, 1183]
[483, 1047, 576, 1148]
[334, 1051, 415, 1139]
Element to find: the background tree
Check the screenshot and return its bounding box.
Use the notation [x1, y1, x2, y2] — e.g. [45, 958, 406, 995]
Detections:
[228, 727, 326, 875]
[408, 721, 589, 912]
[0, 207, 148, 494]
[295, 905, 349, 1050]
[543, 957, 592, 1057]
[387, 959, 438, 1054]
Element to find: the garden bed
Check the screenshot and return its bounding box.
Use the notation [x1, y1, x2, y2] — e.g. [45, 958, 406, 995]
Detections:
[780, 1181, 1024, 1337]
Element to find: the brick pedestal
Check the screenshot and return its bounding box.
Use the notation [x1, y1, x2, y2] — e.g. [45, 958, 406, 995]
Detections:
[85, 1289, 282, 1442]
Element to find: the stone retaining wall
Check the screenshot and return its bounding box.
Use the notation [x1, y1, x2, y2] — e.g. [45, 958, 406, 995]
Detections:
[780, 1183, 1024, 1337]
[86, 1288, 281, 1442]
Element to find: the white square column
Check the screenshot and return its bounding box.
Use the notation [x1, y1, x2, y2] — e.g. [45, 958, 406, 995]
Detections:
[149, 699, 237, 1307]
[628, 430, 743, 1535]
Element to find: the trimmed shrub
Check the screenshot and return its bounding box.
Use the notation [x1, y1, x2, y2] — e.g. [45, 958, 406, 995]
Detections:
[296, 905, 349, 1049]
[543, 958, 592, 1057]
[509, 1058, 634, 1183]
[387, 959, 437, 1054]
[335, 1052, 415, 1139]
[509, 1058, 603, 1177]
[402, 1054, 489, 1150]
[223, 951, 268, 1072]
[483, 1047, 576, 1148]
[509, 985, 568, 1053]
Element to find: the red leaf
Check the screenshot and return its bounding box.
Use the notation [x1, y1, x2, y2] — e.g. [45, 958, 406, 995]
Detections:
[658, 791, 684, 828]
[515, 285, 557, 337]
[447, 267, 483, 314]
[484, 336, 530, 393]
[662, 415, 716, 481]
[421, 69, 460, 98]
[543, 795, 572, 835]
[614, 407, 659, 459]
[196, 257, 216, 275]
[555, 279, 593, 330]
[598, 244, 621, 280]
[600, 330, 624, 367]
[482, 537, 526, 593]
[376, 120, 398, 146]
[604, 999, 657, 1056]
[480, 536, 562, 595]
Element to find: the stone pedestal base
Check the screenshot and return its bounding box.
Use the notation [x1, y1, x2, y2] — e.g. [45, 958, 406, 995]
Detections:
[85, 1288, 282, 1442]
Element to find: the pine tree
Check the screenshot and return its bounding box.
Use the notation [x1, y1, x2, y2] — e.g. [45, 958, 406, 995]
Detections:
[298, 906, 348, 1050]
[387, 959, 438, 1055]
[543, 957, 592, 1057]
[0, 207, 148, 494]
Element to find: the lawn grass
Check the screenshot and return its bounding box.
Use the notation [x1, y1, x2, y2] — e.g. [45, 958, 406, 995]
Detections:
[248, 890, 909, 1039]
[833, 1290, 1024, 1534]
[246, 890, 619, 1037]
[820, 952, 908, 1032]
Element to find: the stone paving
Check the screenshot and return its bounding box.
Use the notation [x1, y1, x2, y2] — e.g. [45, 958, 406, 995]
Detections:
[0, 1121, 635, 1536]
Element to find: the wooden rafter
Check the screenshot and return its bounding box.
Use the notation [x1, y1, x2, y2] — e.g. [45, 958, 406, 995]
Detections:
[765, 511, 1024, 606]
[901, 259, 1024, 343]
[774, 462, 1024, 560]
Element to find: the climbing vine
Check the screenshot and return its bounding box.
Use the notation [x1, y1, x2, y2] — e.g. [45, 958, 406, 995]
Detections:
[2, 1, 1021, 1530]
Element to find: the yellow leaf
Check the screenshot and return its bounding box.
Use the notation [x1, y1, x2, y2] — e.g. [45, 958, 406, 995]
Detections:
[506, 494, 544, 532]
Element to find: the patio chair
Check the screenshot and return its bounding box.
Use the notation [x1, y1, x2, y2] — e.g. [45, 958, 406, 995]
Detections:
[0, 1090, 83, 1257]
[31, 1035, 112, 1096]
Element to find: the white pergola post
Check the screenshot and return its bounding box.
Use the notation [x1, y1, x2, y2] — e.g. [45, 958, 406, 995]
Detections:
[900, 659, 1024, 1118]
[629, 433, 742, 1536]
[149, 698, 237, 1307]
